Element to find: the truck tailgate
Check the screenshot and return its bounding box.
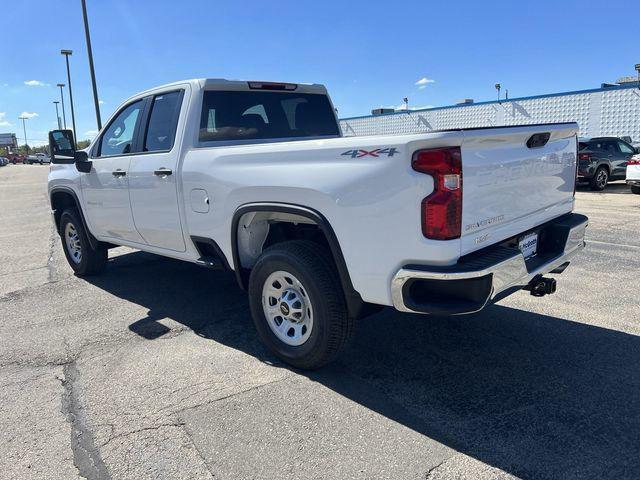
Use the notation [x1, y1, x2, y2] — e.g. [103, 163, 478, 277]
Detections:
[460, 123, 578, 255]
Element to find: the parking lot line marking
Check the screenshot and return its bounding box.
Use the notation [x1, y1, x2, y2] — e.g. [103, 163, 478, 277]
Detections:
[586, 239, 640, 250]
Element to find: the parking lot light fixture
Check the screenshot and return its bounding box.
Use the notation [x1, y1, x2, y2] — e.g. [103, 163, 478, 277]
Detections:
[495, 83, 501, 102]
[56, 83, 67, 129]
[60, 50, 77, 146]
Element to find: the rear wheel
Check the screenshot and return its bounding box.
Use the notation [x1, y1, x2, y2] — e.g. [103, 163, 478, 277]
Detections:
[631, 185, 640, 195]
[589, 166, 609, 191]
[59, 208, 107, 275]
[248, 240, 354, 369]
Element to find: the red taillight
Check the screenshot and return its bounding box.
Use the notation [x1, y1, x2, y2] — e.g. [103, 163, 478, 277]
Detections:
[578, 153, 591, 161]
[628, 158, 640, 165]
[412, 147, 462, 240]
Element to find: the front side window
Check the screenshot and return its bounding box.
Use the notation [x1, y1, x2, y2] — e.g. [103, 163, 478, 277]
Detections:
[618, 141, 634, 154]
[98, 100, 143, 157]
[199, 90, 339, 143]
[144, 91, 183, 152]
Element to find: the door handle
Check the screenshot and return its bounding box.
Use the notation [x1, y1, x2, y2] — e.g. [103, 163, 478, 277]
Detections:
[154, 168, 173, 176]
[112, 169, 127, 177]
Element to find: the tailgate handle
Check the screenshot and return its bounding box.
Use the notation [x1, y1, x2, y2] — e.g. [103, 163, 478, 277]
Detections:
[526, 132, 550, 149]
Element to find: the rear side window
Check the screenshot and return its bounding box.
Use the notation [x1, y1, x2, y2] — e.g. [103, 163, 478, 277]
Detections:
[601, 141, 620, 154]
[144, 91, 183, 152]
[199, 91, 339, 143]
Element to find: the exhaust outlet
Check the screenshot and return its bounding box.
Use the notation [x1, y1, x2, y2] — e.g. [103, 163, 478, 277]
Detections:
[524, 276, 557, 297]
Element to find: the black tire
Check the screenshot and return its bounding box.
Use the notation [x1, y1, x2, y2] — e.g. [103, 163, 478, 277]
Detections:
[589, 166, 609, 191]
[631, 186, 640, 195]
[248, 240, 354, 369]
[59, 208, 107, 276]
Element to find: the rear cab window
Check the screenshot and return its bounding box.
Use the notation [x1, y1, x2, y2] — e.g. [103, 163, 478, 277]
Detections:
[199, 90, 339, 144]
[144, 90, 184, 152]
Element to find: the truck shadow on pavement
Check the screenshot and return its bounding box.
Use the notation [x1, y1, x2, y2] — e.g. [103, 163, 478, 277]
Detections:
[87, 250, 639, 479]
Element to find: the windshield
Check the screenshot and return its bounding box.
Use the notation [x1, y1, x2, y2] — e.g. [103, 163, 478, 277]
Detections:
[199, 90, 340, 143]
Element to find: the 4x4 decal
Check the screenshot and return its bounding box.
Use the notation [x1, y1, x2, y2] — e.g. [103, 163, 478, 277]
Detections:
[341, 147, 400, 158]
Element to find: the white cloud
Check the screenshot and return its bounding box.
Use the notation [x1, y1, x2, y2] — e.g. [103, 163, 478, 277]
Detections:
[415, 77, 435, 89]
[24, 80, 50, 87]
[2, 83, 8, 87]
[20, 112, 39, 119]
[0, 112, 12, 127]
[84, 130, 99, 139]
[98, 100, 106, 105]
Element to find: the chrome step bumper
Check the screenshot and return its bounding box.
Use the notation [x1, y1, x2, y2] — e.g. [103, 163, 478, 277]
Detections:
[391, 213, 588, 315]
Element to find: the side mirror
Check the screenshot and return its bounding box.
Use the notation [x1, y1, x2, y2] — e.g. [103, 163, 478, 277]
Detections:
[48, 129, 93, 172]
[48, 129, 75, 164]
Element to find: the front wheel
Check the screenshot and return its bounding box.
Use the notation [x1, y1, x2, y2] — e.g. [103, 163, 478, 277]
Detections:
[589, 167, 609, 191]
[59, 208, 107, 275]
[248, 240, 354, 369]
[631, 185, 640, 195]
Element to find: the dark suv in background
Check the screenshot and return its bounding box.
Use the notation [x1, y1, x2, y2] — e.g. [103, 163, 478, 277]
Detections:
[578, 137, 638, 190]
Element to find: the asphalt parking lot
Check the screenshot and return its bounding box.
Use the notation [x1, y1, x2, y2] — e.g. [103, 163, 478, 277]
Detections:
[1, 164, 639, 480]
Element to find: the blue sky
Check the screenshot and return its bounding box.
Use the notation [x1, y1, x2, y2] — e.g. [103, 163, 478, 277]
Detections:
[1, 0, 639, 146]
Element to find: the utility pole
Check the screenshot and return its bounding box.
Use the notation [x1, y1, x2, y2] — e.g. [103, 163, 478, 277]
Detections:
[81, 0, 102, 130]
[53, 101, 62, 129]
[60, 50, 77, 147]
[57, 83, 67, 128]
[495, 83, 501, 103]
[19, 116, 29, 154]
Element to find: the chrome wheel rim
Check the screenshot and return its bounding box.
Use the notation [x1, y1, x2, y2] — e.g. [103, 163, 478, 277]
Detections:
[596, 170, 607, 188]
[64, 222, 82, 264]
[262, 270, 313, 346]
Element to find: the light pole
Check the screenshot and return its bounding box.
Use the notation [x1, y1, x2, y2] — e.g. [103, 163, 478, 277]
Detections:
[60, 49, 77, 147]
[56, 83, 67, 128]
[81, 0, 102, 130]
[495, 83, 501, 102]
[19, 116, 29, 154]
[53, 101, 62, 129]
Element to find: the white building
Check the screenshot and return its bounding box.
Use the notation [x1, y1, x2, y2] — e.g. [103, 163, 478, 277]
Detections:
[339, 83, 640, 141]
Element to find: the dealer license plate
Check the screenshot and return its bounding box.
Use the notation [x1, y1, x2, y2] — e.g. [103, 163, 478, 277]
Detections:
[519, 232, 538, 259]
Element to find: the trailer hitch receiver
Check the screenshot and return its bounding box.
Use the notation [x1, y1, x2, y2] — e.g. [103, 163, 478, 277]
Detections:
[524, 275, 557, 297]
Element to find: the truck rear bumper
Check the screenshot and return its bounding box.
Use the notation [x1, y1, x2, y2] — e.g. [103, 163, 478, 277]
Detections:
[391, 213, 588, 315]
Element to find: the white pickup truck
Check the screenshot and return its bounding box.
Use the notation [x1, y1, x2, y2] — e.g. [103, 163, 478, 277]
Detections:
[28, 152, 51, 164]
[48, 79, 588, 369]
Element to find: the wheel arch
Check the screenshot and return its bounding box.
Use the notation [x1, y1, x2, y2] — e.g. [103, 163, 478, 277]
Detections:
[231, 203, 372, 319]
[50, 187, 98, 249]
